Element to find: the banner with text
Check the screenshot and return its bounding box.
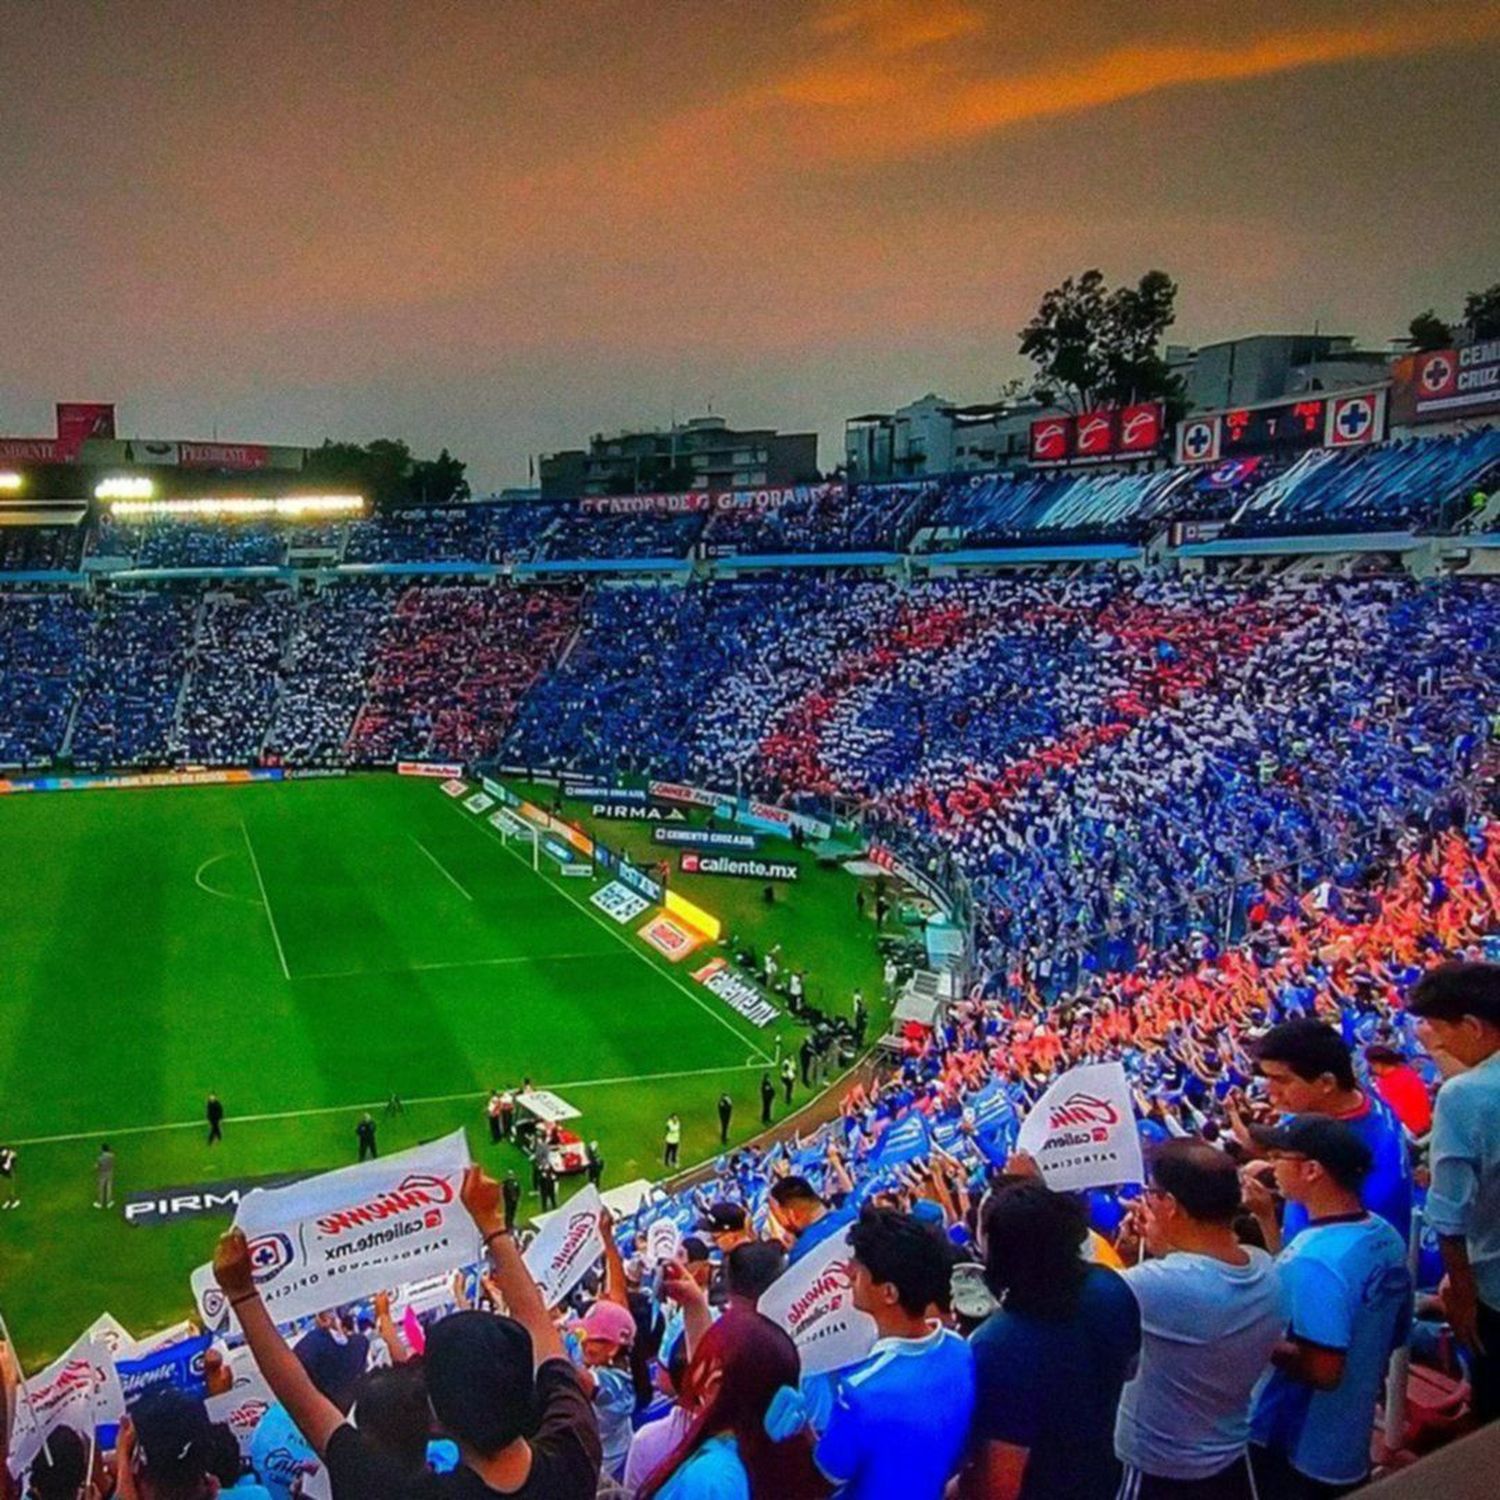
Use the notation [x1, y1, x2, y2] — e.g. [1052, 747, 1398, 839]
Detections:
[232, 1130, 482, 1322]
[1014, 1060, 1143, 1191]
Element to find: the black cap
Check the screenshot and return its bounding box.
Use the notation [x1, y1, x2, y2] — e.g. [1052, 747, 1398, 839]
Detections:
[425, 1310, 537, 1453]
[131, 1388, 212, 1488]
[695, 1201, 748, 1234]
[682, 1236, 712, 1263]
[1251, 1116, 1373, 1191]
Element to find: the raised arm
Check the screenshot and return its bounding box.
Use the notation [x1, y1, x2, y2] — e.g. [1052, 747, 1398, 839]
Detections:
[461, 1166, 565, 1367]
[213, 1229, 345, 1456]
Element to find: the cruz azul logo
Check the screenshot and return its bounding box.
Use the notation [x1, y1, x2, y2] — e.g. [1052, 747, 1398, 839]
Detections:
[248, 1232, 295, 1283]
[787, 1259, 855, 1334]
[315, 1173, 455, 1237]
[1045, 1092, 1120, 1142]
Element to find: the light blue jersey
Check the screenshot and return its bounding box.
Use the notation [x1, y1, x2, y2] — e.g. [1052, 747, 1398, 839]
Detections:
[1252, 1214, 1413, 1486]
[815, 1323, 976, 1500]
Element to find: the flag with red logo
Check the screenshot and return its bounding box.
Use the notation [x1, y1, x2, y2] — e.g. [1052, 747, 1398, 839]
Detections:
[524, 1184, 605, 1306]
[758, 1225, 878, 1375]
[1015, 1060, 1144, 1191]
[1029, 416, 1073, 464]
[232, 1130, 482, 1322]
[1117, 402, 1163, 453]
[7, 1335, 125, 1478]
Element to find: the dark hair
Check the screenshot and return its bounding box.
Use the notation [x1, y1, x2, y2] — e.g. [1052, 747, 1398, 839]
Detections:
[981, 1182, 1089, 1318]
[640, 1312, 822, 1499]
[848, 1208, 953, 1316]
[1364, 1044, 1405, 1068]
[1149, 1139, 1243, 1224]
[26, 1424, 87, 1499]
[1255, 1019, 1356, 1090]
[627, 1290, 658, 1415]
[726, 1240, 786, 1303]
[1408, 961, 1500, 1027]
[203, 1423, 243, 1487]
[352, 1361, 431, 1475]
[768, 1175, 823, 1208]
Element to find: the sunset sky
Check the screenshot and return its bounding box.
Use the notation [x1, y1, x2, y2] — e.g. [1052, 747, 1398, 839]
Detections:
[2, 0, 1496, 487]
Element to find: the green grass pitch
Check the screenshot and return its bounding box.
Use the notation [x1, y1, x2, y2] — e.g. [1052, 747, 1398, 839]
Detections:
[0, 774, 889, 1361]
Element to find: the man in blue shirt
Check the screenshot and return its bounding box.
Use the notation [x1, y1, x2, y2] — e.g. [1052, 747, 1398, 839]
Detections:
[815, 1207, 974, 1499]
[769, 1174, 856, 1266]
[1253, 1018, 1412, 1246]
[1407, 960, 1500, 1422]
[1249, 1118, 1413, 1498]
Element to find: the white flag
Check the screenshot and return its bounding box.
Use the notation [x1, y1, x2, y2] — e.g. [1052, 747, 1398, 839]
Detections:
[233, 1130, 482, 1323]
[82, 1312, 137, 1362]
[758, 1226, 877, 1376]
[1015, 1060, 1144, 1192]
[523, 1186, 604, 1307]
[7, 1336, 125, 1478]
[191, 1261, 238, 1337]
[644, 1217, 682, 1268]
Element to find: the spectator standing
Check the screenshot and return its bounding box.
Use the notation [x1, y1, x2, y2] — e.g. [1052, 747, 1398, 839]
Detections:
[501, 1170, 521, 1231]
[769, 1176, 856, 1267]
[213, 1164, 603, 1496]
[538, 1157, 559, 1213]
[782, 1055, 796, 1104]
[696, 1201, 755, 1257]
[777, 1207, 975, 1498]
[586, 1139, 604, 1187]
[717, 1092, 733, 1145]
[800, 1037, 815, 1088]
[0, 1146, 16, 1210]
[760, 1072, 776, 1125]
[355, 1113, 377, 1162]
[1115, 1141, 1287, 1499]
[638, 1312, 823, 1498]
[118, 1388, 218, 1500]
[1253, 1019, 1411, 1246]
[500, 1087, 516, 1140]
[1248, 1118, 1413, 1498]
[1407, 960, 1500, 1422]
[486, 1091, 503, 1145]
[1365, 1045, 1434, 1138]
[94, 1142, 115, 1209]
[664, 1113, 682, 1170]
[206, 1092, 225, 1146]
[960, 1181, 1141, 1500]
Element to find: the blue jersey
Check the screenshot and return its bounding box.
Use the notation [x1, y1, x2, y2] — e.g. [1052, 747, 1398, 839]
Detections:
[1252, 1214, 1413, 1486]
[1280, 1094, 1411, 1245]
[815, 1324, 975, 1500]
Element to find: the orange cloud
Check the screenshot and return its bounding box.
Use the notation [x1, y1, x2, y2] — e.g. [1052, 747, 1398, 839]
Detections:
[769, 4, 1500, 160]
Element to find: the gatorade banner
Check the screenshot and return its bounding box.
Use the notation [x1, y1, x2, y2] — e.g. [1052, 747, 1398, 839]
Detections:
[7, 1336, 126, 1478]
[1015, 1060, 1144, 1191]
[232, 1130, 482, 1322]
[523, 1184, 604, 1306]
[759, 1225, 877, 1377]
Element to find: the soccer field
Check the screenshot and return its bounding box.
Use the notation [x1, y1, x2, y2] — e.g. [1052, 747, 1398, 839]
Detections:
[0, 774, 886, 1360]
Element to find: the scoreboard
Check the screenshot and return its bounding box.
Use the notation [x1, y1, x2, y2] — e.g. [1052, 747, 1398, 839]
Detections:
[1176, 390, 1385, 464]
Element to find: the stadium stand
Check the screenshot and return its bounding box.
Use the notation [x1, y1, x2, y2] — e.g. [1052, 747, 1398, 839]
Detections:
[1, 429, 1499, 1500]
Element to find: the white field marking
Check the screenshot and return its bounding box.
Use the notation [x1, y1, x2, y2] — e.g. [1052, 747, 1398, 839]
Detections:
[412, 836, 473, 901]
[6, 1062, 768, 1148]
[295, 950, 622, 982]
[448, 802, 775, 1065]
[193, 853, 260, 906]
[240, 819, 291, 980]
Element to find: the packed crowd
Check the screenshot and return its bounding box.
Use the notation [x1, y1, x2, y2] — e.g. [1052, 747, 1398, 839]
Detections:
[4, 818, 1497, 1499]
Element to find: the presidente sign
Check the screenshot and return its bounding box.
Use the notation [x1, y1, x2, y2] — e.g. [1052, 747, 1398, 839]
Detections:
[232, 1130, 482, 1322]
[680, 851, 799, 882]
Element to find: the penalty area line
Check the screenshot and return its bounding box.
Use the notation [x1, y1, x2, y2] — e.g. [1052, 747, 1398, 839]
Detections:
[5, 1061, 769, 1148]
[240, 819, 291, 981]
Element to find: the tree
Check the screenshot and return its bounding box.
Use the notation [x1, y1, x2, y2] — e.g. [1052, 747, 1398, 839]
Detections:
[1407, 309, 1453, 351]
[1018, 269, 1183, 412]
[302, 437, 469, 511]
[409, 448, 470, 506]
[1018, 269, 1108, 410]
[1463, 282, 1500, 339]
